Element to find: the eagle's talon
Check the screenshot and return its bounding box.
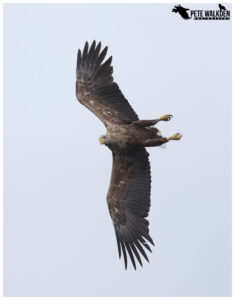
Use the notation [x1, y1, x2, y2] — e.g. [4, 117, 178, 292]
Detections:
[159, 114, 173, 122]
[168, 133, 182, 140]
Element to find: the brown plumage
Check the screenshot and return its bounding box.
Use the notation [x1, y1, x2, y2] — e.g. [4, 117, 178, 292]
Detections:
[76, 41, 182, 269]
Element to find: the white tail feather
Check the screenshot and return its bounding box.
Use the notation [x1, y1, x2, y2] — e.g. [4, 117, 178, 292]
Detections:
[159, 143, 167, 149]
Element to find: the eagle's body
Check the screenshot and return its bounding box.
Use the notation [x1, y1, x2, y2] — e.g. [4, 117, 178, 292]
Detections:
[76, 41, 182, 269]
[105, 123, 164, 148]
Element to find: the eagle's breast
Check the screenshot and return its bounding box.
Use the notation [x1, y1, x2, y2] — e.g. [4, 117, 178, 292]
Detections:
[107, 125, 130, 147]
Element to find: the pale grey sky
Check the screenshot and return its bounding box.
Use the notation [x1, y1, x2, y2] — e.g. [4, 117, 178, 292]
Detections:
[4, 3, 231, 296]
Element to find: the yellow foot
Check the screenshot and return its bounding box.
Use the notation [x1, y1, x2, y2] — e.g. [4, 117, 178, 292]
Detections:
[168, 133, 183, 140]
[159, 114, 173, 122]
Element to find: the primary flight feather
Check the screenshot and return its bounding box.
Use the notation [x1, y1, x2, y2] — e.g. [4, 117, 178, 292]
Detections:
[76, 41, 182, 269]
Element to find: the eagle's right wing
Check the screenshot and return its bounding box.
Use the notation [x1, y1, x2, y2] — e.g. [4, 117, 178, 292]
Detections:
[76, 41, 139, 127]
[107, 147, 154, 269]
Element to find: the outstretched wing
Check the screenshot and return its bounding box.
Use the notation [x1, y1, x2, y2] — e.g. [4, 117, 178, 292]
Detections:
[76, 41, 139, 127]
[107, 147, 154, 269]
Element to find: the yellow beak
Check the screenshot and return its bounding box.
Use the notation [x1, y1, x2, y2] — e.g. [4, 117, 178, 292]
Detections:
[99, 137, 104, 144]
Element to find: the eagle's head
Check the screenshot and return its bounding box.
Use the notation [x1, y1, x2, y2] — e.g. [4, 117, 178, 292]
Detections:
[99, 134, 111, 145]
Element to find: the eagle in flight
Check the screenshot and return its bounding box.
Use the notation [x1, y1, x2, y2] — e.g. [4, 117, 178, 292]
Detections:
[76, 41, 182, 269]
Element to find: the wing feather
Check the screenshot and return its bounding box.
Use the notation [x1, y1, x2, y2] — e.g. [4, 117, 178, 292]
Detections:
[130, 243, 143, 267]
[76, 41, 139, 127]
[120, 241, 128, 269]
[107, 147, 154, 269]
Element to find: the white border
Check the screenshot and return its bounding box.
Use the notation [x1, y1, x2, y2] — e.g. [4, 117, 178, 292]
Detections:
[1, 0, 232, 299]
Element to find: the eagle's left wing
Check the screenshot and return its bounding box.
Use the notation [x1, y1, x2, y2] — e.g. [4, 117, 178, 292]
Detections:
[107, 147, 154, 269]
[76, 41, 139, 127]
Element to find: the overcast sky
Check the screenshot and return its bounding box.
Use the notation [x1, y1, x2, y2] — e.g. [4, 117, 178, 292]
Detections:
[4, 3, 231, 296]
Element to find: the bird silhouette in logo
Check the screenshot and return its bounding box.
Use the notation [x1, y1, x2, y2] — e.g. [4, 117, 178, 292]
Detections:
[172, 5, 191, 19]
[218, 4, 226, 11]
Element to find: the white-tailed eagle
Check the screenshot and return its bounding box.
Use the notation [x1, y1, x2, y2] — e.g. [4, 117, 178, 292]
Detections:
[76, 41, 182, 269]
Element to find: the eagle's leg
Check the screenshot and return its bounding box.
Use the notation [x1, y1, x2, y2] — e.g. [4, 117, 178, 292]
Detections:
[132, 120, 158, 127]
[132, 114, 172, 127]
[142, 137, 169, 147]
[143, 133, 182, 147]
